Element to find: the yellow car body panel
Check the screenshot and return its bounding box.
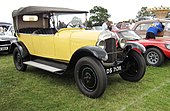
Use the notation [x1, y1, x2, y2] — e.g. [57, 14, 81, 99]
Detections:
[31, 34, 56, 58]
[54, 29, 100, 60]
[18, 34, 34, 53]
[18, 28, 101, 61]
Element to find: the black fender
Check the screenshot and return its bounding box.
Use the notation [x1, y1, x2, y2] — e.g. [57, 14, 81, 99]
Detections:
[126, 42, 146, 53]
[67, 46, 108, 70]
[11, 41, 29, 58]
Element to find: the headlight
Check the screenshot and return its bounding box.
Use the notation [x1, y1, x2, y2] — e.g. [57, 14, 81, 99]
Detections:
[98, 30, 113, 40]
[118, 38, 127, 49]
[96, 30, 113, 49]
[97, 40, 106, 49]
[165, 44, 170, 50]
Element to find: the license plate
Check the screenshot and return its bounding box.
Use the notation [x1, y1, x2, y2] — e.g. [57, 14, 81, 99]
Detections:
[106, 66, 121, 74]
[0, 47, 8, 51]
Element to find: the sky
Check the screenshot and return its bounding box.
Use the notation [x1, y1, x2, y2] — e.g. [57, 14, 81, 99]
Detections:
[0, 0, 170, 23]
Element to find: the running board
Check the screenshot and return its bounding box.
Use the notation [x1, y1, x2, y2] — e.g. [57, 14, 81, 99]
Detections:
[23, 61, 64, 74]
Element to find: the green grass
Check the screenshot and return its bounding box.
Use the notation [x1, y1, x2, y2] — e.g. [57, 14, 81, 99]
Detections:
[0, 55, 170, 111]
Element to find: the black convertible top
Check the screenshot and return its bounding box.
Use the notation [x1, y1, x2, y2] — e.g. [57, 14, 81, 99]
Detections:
[12, 6, 88, 17]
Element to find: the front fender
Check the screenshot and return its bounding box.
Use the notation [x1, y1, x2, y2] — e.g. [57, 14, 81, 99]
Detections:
[72, 46, 108, 61]
[66, 46, 108, 71]
[126, 42, 146, 53]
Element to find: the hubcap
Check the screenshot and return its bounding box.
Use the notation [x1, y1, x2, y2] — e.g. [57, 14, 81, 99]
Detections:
[16, 53, 21, 64]
[79, 66, 97, 92]
[147, 51, 159, 65]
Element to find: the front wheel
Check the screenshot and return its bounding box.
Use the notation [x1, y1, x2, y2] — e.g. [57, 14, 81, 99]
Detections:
[119, 50, 146, 82]
[13, 47, 27, 71]
[74, 57, 107, 98]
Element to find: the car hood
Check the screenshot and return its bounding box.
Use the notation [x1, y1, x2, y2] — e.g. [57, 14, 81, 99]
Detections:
[58, 28, 102, 41]
[129, 37, 170, 44]
[71, 30, 101, 38]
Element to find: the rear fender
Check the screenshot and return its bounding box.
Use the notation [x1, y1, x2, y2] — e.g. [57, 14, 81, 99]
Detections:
[11, 41, 29, 58]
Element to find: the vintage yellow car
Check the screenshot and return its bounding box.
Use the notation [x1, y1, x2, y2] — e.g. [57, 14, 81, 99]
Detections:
[11, 6, 146, 98]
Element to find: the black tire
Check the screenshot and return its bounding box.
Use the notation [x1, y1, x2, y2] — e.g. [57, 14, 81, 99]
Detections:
[74, 57, 107, 98]
[119, 50, 146, 82]
[144, 48, 164, 67]
[13, 47, 27, 71]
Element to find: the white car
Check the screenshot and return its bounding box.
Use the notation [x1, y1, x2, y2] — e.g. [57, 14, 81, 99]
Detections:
[0, 22, 16, 54]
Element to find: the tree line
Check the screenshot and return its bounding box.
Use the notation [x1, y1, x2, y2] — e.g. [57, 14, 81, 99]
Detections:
[86, 6, 170, 27]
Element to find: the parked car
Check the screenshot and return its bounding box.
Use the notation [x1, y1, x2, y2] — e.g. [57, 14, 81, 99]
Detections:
[132, 19, 170, 38]
[138, 16, 154, 21]
[0, 22, 16, 54]
[112, 29, 170, 66]
[116, 22, 131, 30]
[11, 6, 146, 98]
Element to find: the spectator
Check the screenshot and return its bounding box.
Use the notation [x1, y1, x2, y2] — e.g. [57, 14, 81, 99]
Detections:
[146, 21, 164, 39]
[58, 21, 67, 29]
[61, 22, 66, 28]
[67, 16, 84, 28]
[102, 21, 112, 31]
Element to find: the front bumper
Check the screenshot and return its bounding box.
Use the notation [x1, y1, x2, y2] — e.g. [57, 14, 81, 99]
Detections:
[103, 49, 126, 75]
[102, 38, 128, 75]
[0, 45, 11, 52]
[163, 48, 170, 58]
[0, 40, 11, 52]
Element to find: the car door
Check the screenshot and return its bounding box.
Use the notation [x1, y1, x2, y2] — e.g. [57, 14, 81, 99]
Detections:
[53, 32, 71, 61]
[31, 34, 56, 58]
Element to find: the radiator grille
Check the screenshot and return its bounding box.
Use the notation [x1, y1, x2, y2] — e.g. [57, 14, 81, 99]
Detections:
[105, 38, 117, 63]
[0, 40, 11, 45]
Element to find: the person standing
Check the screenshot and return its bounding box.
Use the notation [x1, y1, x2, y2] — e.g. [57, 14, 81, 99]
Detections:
[146, 22, 164, 39]
[102, 21, 112, 31]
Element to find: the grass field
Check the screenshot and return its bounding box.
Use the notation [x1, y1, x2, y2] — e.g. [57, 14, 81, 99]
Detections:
[0, 54, 170, 111]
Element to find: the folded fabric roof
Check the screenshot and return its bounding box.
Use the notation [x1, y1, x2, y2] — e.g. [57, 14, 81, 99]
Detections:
[12, 6, 88, 17]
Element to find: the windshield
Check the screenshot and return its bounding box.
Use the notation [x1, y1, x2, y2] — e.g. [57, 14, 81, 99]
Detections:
[55, 13, 86, 29]
[118, 30, 142, 40]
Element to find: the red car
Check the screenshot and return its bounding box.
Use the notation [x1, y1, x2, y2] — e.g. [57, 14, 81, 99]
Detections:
[112, 29, 170, 66]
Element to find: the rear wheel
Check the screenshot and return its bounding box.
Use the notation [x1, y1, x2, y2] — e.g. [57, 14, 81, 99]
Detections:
[144, 48, 164, 67]
[120, 50, 146, 82]
[74, 57, 107, 98]
[13, 47, 27, 71]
